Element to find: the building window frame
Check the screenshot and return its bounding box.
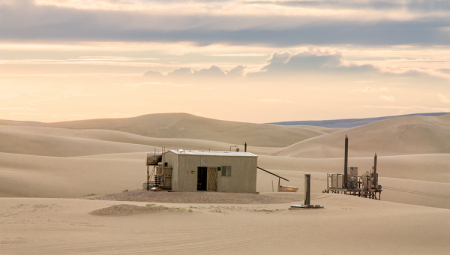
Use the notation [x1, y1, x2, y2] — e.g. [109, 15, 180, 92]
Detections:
[222, 166, 231, 177]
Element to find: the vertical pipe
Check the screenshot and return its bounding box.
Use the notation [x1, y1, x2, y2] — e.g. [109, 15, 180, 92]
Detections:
[344, 135, 348, 188]
[373, 153, 378, 187]
[304, 174, 311, 206]
[245, 142, 247, 152]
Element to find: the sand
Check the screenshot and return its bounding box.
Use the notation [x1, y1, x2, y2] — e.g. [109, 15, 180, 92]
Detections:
[1, 195, 449, 254]
[89, 204, 182, 216]
[0, 113, 326, 147]
[96, 190, 295, 204]
[278, 114, 450, 157]
[1, 113, 450, 254]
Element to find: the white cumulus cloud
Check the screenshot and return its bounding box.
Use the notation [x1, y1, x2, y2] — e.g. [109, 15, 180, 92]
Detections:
[380, 95, 395, 101]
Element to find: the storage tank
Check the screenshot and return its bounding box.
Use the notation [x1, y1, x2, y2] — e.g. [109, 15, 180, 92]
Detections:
[362, 172, 372, 191]
[331, 174, 343, 188]
[337, 175, 343, 188]
[331, 174, 338, 188]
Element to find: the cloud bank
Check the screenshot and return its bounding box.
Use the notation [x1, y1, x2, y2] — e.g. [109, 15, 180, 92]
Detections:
[143, 51, 413, 78]
[1, 0, 450, 46]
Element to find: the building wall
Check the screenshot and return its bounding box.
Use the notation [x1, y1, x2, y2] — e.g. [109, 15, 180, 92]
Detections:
[164, 151, 257, 193]
[163, 151, 180, 190]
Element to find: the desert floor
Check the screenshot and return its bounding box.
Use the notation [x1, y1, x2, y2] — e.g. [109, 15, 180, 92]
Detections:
[1, 113, 450, 254]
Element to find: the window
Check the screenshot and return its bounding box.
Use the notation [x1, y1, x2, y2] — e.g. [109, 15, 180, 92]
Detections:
[222, 166, 231, 177]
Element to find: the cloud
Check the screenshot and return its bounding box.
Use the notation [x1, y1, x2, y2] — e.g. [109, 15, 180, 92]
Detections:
[227, 65, 246, 76]
[143, 70, 164, 77]
[353, 87, 389, 92]
[168, 67, 193, 76]
[380, 95, 395, 101]
[144, 51, 447, 80]
[193, 65, 226, 76]
[206, 53, 267, 57]
[360, 105, 450, 112]
[260, 51, 342, 73]
[438, 94, 450, 103]
[247, 0, 450, 12]
[147, 65, 243, 78]
[253, 51, 379, 76]
[1, 0, 450, 46]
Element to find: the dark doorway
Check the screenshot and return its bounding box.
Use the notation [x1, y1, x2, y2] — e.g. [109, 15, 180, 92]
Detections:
[197, 167, 207, 191]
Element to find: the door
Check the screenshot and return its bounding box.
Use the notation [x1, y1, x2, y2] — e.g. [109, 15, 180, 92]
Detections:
[207, 167, 218, 191]
[197, 167, 207, 191]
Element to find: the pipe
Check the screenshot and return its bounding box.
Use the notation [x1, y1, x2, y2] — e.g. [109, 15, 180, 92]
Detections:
[373, 153, 378, 187]
[257, 166, 290, 182]
[304, 174, 311, 206]
[344, 135, 348, 188]
[244, 142, 247, 152]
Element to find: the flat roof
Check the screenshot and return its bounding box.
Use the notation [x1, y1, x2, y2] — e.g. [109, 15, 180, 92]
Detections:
[168, 150, 257, 157]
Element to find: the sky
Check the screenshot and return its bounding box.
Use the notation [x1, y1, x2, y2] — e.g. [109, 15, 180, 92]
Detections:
[1, 0, 450, 123]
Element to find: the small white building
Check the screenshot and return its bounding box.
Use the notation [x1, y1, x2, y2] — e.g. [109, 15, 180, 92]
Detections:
[163, 150, 258, 193]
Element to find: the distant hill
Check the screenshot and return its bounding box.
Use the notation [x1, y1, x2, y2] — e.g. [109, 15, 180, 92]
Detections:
[268, 112, 449, 128]
[0, 113, 327, 148]
[276, 114, 450, 158]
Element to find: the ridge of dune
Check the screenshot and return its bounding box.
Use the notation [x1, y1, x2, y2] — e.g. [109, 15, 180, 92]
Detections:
[0, 124, 280, 157]
[0, 113, 326, 147]
[277, 114, 450, 158]
[0, 129, 157, 157]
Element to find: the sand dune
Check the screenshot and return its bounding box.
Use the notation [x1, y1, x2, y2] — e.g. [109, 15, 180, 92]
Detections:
[1, 113, 450, 254]
[0, 124, 280, 157]
[0, 152, 145, 197]
[0, 113, 326, 147]
[2, 151, 449, 210]
[0, 128, 157, 157]
[277, 114, 450, 158]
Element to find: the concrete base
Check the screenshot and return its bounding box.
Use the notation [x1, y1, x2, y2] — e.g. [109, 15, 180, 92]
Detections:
[290, 204, 324, 209]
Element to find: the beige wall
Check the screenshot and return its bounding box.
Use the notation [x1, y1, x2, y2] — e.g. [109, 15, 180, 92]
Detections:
[163, 152, 180, 190]
[165, 151, 257, 193]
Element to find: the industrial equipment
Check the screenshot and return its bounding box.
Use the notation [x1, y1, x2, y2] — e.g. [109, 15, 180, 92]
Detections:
[323, 136, 382, 200]
[144, 148, 172, 191]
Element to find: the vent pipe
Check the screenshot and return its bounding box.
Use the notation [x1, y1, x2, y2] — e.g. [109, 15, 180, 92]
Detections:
[344, 135, 348, 188]
[373, 153, 378, 186]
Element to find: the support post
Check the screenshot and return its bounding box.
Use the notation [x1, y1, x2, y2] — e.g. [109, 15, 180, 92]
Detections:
[304, 174, 311, 206]
[244, 142, 247, 152]
[278, 177, 281, 192]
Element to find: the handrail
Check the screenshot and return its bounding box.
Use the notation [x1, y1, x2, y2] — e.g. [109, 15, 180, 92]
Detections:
[257, 166, 290, 182]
